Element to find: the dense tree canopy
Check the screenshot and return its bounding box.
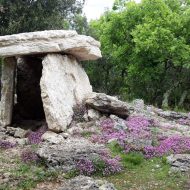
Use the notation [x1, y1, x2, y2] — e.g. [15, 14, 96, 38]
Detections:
[0, 0, 85, 35]
[86, 0, 190, 110]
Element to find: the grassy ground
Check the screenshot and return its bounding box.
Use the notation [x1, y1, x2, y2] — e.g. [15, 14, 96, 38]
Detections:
[103, 142, 188, 190]
[0, 148, 61, 190]
[0, 143, 189, 190]
[104, 157, 187, 190]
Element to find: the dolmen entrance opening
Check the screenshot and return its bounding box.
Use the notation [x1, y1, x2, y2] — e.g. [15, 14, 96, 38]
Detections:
[0, 30, 101, 132]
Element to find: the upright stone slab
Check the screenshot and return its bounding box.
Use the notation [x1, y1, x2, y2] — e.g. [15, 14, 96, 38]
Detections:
[0, 57, 16, 127]
[40, 54, 92, 132]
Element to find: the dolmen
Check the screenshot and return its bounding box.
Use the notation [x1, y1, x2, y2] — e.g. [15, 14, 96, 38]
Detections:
[0, 30, 101, 132]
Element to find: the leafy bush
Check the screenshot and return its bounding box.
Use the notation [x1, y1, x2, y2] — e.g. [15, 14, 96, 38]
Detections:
[121, 153, 144, 168]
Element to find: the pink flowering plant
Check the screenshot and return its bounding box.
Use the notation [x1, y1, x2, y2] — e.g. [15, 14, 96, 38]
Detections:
[27, 125, 47, 144]
[178, 118, 190, 126]
[76, 150, 122, 176]
[91, 116, 153, 151]
[21, 149, 39, 164]
[144, 135, 190, 158]
[0, 140, 17, 149]
[90, 115, 190, 159]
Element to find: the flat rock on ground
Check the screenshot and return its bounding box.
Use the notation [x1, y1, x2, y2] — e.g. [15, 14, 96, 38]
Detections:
[167, 154, 190, 172]
[59, 175, 116, 190]
[37, 137, 106, 172]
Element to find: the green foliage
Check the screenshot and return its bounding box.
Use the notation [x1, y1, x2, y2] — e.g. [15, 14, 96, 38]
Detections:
[81, 131, 93, 138]
[64, 169, 79, 179]
[13, 163, 59, 190]
[0, 0, 85, 35]
[92, 156, 107, 175]
[0, 147, 61, 190]
[121, 153, 144, 168]
[87, 0, 190, 109]
[108, 140, 124, 155]
[108, 141, 144, 169]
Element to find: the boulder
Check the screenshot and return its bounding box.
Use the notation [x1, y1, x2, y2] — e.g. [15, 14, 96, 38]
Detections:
[14, 128, 28, 138]
[0, 30, 101, 61]
[59, 175, 116, 190]
[86, 93, 133, 118]
[156, 110, 188, 120]
[40, 54, 92, 132]
[37, 138, 105, 172]
[110, 115, 128, 131]
[87, 109, 101, 121]
[41, 131, 64, 144]
[167, 154, 190, 172]
[132, 99, 144, 111]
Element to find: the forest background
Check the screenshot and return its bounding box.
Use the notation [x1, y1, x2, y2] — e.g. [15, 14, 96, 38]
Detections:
[0, 0, 190, 110]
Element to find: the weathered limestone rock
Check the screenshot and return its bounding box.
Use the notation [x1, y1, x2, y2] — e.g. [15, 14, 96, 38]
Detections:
[0, 30, 102, 61]
[0, 57, 16, 127]
[37, 138, 105, 172]
[110, 115, 128, 131]
[40, 54, 92, 132]
[86, 93, 133, 118]
[167, 154, 190, 172]
[156, 110, 188, 120]
[132, 99, 144, 111]
[5, 126, 28, 138]
[41, 131, 64, 144]
[59, 176, 117, 190]
[87, 109, 101, 121]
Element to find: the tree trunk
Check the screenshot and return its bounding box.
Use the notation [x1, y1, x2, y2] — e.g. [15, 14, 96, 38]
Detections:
[178, 90, 188, 108]
[162, 88, 172, 108]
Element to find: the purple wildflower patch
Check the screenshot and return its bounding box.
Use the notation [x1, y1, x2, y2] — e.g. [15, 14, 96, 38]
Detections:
[76, 150, 122, 176]
[21, 150, 39, 163]
[0, 140, 17, 149]
[76, 158, 95, 176]
[144, 135, 190, 158]
[91, 116, 152, 146]
[126, 116, 152, 139]
[27, 125, 47, 144]
[89, 114, 190, 159]
[99, 150, 122, 176]
[178, 118, 190, 126]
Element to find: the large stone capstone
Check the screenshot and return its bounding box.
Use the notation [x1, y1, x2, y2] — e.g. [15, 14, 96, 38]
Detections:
[40, 54, 92, 132]
[0, 30, 101, 61]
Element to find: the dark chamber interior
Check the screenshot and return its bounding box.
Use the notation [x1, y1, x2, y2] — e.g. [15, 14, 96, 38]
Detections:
[13, 56, 45, 123]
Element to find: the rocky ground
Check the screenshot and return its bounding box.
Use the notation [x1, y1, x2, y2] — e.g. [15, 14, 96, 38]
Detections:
[1, 94, 190, 189]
